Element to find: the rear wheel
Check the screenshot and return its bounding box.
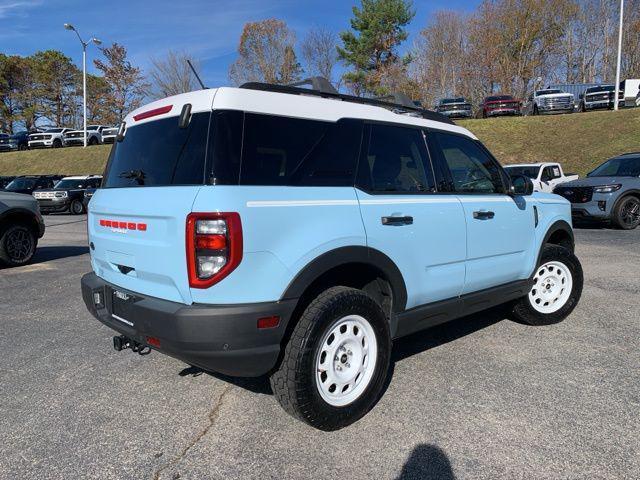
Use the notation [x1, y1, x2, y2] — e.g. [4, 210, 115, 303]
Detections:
[88, 136, 98, 146]
[0, 224, 37, 267]
[70, 199, 84, 215]
[270, 286, 391, 431]
[612, 196, 640, 230]
[511, 245, 583, 326]
[53, 139, 62, 148]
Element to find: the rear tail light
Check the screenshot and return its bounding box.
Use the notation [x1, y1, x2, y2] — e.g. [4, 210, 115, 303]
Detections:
[186, 212, 242, 288]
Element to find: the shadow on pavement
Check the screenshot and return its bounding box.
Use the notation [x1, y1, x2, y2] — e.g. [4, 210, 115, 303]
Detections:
[180, 305, 509, 398]
[30, 245, 89, 264]
[396, 444, 456, 480]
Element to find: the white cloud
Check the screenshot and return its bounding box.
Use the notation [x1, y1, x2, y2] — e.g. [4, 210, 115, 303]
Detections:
[0, 0, 42, 18]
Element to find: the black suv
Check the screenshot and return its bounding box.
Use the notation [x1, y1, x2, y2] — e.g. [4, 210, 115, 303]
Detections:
[33, 175, 102, 214]
[4, 175, 63, 195]
[0, 131, 30, 152]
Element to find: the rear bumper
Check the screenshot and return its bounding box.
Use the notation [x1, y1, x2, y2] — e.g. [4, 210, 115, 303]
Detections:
[81, 272, 297, 377]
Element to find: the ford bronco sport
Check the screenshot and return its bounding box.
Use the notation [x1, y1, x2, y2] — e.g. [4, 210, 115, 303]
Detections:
[81, 78, 583, 430]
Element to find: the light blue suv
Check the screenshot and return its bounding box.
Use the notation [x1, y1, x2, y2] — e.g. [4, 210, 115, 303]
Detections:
[81, 80, 584, 430]
[554, 153, 640, 229]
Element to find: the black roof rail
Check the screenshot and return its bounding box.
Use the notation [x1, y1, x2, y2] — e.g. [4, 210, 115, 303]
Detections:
[288, 76, 339, 94]
[239, 78, 454, 125]
[620, 151, 640, 156]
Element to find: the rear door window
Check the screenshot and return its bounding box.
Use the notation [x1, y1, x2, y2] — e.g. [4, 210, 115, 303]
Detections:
[103, 112, 210, 188]
[239, 114, 361, 186]
[357, 124, 435, 193]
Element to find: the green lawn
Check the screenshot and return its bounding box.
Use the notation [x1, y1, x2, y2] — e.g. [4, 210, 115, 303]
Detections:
[1, 108, 639, 177]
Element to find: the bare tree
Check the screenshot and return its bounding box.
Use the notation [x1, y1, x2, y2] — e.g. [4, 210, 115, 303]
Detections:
[149, 50, 201, 99]
[229, 19, 302, 85]
[301, 27, 339, 84]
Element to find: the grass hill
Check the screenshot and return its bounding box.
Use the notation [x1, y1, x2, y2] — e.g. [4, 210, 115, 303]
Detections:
[1, 108, 639, 177]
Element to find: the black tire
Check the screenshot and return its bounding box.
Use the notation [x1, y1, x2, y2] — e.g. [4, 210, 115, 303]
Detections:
[18, 144, 27, 151]
[511, 245, 583, 326]
[70, 199, 84, 215]
[580, 102, 586, 112]
[270, 286, 391, 431]
[0, 223, 37, 267]
[53, 139, 62, 148]
[88, 136, 98, 146]
[612, 195, 640, 230]
[533, 105, 539, 115]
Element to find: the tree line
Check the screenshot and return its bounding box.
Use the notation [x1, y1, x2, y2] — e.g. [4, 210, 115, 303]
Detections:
[229, 0, 640, 108]
[0, 44, 203, 134]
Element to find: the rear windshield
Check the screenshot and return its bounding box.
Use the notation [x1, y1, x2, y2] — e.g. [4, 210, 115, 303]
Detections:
[103, 112, 210, 188]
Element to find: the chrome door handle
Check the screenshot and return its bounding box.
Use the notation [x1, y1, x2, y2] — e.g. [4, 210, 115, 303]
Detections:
[381, 216, 413, 226]
[473, 211, 495, 220]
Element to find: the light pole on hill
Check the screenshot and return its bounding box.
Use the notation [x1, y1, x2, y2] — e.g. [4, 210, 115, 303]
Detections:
[64, 23, 102, 147]
[613, 0, 624, 111]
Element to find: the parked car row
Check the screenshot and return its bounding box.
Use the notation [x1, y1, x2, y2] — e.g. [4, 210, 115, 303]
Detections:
[25, 125, 117, 149]
[1, 174, 102, 215]
[504, 154, 640, 230]
[0, 125, 118, 152]
[435, 81, 637, 120]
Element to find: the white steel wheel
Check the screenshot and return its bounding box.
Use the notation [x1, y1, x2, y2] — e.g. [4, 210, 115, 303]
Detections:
[529, 261, 573, 314]
[315, 314, 378, 407]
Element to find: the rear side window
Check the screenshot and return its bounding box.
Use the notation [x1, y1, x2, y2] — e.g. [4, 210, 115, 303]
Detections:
[103, 112, 210, 188]
[429, 131, 505, 194]
[239, 114, 361, 186]
[357, 124, 435, 193]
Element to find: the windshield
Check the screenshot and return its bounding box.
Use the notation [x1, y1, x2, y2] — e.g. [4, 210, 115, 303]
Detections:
[536, 89, 563, 95]
[504, 166, 540, 179]
[5, 178, 36, 190]
[441, 98, 465, 104]
[45, 128, 64, 133]
[487, 95, 513, 102]
[586, 86, 614, 94]
[54, 179, 87, 189]
[103, 112, 211, 188]
[588, 156, 640, 177]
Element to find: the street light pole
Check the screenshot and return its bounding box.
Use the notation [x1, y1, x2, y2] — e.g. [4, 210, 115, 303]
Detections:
[613, 0, 624, 111]
[64, 24, 101, 147]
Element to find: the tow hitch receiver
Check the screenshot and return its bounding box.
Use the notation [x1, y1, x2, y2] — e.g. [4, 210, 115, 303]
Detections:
[112, 335, 151, 355]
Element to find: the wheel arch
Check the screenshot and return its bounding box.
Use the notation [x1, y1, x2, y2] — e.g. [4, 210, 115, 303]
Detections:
[611, 189, 640, 212]
[0, 208, 40, 237]
[536, 220, 574, 267]
[281, 246, 408, 315]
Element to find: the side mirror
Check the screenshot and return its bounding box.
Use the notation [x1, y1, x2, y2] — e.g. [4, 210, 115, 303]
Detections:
[509, 174, 534, 196]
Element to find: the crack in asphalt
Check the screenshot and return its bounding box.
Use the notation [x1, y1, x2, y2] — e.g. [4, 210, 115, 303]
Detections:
[152, 384, 233, 480]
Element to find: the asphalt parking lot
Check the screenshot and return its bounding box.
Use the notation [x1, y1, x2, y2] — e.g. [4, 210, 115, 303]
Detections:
[1, 215, 638, 480]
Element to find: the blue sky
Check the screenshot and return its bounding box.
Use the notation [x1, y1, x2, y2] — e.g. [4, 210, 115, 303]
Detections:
[1, 0, 481, 87]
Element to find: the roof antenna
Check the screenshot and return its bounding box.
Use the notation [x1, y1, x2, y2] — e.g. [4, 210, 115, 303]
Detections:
[187, 59, 206, 89]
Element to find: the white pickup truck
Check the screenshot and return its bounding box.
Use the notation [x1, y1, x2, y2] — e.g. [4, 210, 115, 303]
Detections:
[504, 162, 579, 193]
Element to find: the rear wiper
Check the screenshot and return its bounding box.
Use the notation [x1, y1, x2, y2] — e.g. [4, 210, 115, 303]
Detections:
[118, 169, 146, 185]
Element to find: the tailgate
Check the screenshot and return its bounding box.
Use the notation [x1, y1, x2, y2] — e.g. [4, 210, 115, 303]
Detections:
[88, 186, 201, 304]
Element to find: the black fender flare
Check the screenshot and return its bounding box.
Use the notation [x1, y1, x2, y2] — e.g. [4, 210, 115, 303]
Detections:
[281, 246, 408, 313]
[536, 219, 574, 267]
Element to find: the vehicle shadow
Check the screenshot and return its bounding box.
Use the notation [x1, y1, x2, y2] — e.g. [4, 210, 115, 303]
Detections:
[30, 245, 89, 264]
[181, 305, 509, 397]
[395, 444, 456, 480]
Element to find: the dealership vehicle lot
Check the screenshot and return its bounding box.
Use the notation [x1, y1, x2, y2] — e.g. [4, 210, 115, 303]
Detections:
[0, 215, 638, 479]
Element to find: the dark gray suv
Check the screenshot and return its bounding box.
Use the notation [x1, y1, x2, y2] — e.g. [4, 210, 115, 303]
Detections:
[554, 153, 640, 229]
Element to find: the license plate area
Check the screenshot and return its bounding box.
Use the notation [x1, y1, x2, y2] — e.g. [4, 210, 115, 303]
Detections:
[111, 289, 138, 326]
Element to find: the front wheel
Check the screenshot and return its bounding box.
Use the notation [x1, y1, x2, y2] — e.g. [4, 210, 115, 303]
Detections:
[511, 245, 583, 326]
[0, 224, 37, 267]
[270, 286, 391, 431]
[70, 199, 84, 215]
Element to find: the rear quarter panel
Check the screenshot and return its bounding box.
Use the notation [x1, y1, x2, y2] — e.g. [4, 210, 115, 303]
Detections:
[190, 186, 366, 304]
